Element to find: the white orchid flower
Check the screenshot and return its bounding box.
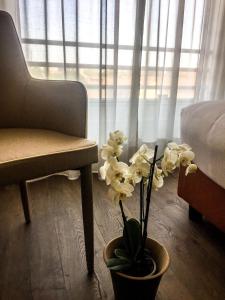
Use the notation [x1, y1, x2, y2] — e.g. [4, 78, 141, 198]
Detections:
[164, 147, 179, 163]
[123, 168, 135, 186]
[168, 142, 191, 152]
[179, 150, 195, 167]
[125, 164, 143, 185]
[101, 143, 122, 161]
[104, 157, 129, 185]
[152, 166, 164, 191]
[108, 130, 127, 146]
[161, 159, 175, 176]
[100, 130, 197, 207]
[99, 161, 110, 180]
[161, 147, 179, 176]
[129, 151, 139, 164]
[109, 180, 134, 202]
[130, 144, 154, 164]
[185, 163, 197, 176]
[167, 142, 179, 150]
[130, 158, 150, 179]
[136, 161, 150, 178]
[124, 175, 138, 186]
[178, 144, 192, 152]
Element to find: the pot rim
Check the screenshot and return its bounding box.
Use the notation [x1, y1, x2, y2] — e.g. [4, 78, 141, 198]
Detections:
[103, 236, 170, 281]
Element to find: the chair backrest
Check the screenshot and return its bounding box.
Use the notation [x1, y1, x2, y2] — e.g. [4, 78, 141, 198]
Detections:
[0, 10, 30, 128]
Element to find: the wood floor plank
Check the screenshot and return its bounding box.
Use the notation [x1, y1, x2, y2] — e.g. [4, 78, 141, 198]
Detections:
[26, 180, 68, 300]
[48, 177, 103, 300]
[0, 185, 32, 300]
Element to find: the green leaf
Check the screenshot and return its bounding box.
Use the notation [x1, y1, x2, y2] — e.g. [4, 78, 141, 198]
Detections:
[114, 248, 129, 260]
[123, 218, 142, 259]
[109, 263, 131, 271]
[107, 258, 129, 268]
[107, 255, 132, 271]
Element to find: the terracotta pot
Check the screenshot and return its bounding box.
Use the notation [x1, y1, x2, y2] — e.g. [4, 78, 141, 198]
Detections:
[103, 237, 170, 300]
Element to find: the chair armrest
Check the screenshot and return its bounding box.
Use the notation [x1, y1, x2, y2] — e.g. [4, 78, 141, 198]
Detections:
[24, 78, 87, 137]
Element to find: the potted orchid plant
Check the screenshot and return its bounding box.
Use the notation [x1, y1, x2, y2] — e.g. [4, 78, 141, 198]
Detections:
[100, 130, 197, 300]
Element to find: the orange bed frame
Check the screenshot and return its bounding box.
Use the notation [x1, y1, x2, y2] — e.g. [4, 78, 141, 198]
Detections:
[178, 166, 225, 233]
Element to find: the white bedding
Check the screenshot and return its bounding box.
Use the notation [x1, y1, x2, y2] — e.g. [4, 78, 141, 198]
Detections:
[181, 101, 225, 189]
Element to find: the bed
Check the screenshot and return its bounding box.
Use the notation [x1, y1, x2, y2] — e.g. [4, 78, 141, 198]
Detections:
[177, 100, 225, 232]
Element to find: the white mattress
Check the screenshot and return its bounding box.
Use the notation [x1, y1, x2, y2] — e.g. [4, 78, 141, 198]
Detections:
[181, 101, 225, 189]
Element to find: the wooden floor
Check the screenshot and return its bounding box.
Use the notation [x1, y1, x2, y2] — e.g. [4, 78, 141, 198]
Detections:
[0, 174, 225, 300]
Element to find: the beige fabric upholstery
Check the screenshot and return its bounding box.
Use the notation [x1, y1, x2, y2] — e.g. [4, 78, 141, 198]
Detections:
[0, 11, 98, 186]
[0, 129, 97, 185]
[0, 11, 87, 137]
[181, 100, 225, 189]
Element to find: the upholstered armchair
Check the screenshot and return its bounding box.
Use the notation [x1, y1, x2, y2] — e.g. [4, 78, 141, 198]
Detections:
[0, 11, 98, 273]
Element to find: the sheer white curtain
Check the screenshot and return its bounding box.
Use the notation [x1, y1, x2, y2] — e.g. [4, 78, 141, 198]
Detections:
[195, 0, 225, 102]
[4, 0, 225, 159]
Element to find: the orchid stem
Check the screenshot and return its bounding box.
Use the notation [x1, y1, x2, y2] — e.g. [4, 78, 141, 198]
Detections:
[155, 154, 163, 163]
[119, 200, 131, 254]
[119, 199, 126, 224]
[142, 145, 158, 250]
[140, 179, 143, 233]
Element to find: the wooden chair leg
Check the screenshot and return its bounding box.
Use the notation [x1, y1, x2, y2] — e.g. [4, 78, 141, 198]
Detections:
[80, 165, 94, 274]
[189, 205, 202, 222]
[19, 181, 31, 224]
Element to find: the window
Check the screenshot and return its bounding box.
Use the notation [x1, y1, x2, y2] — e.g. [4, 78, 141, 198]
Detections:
[19, 0, 206, 141]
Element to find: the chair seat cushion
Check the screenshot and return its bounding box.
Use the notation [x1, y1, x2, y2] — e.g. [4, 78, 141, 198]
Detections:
[181, 101, 225, 189]
[0, 128, 98, 185]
